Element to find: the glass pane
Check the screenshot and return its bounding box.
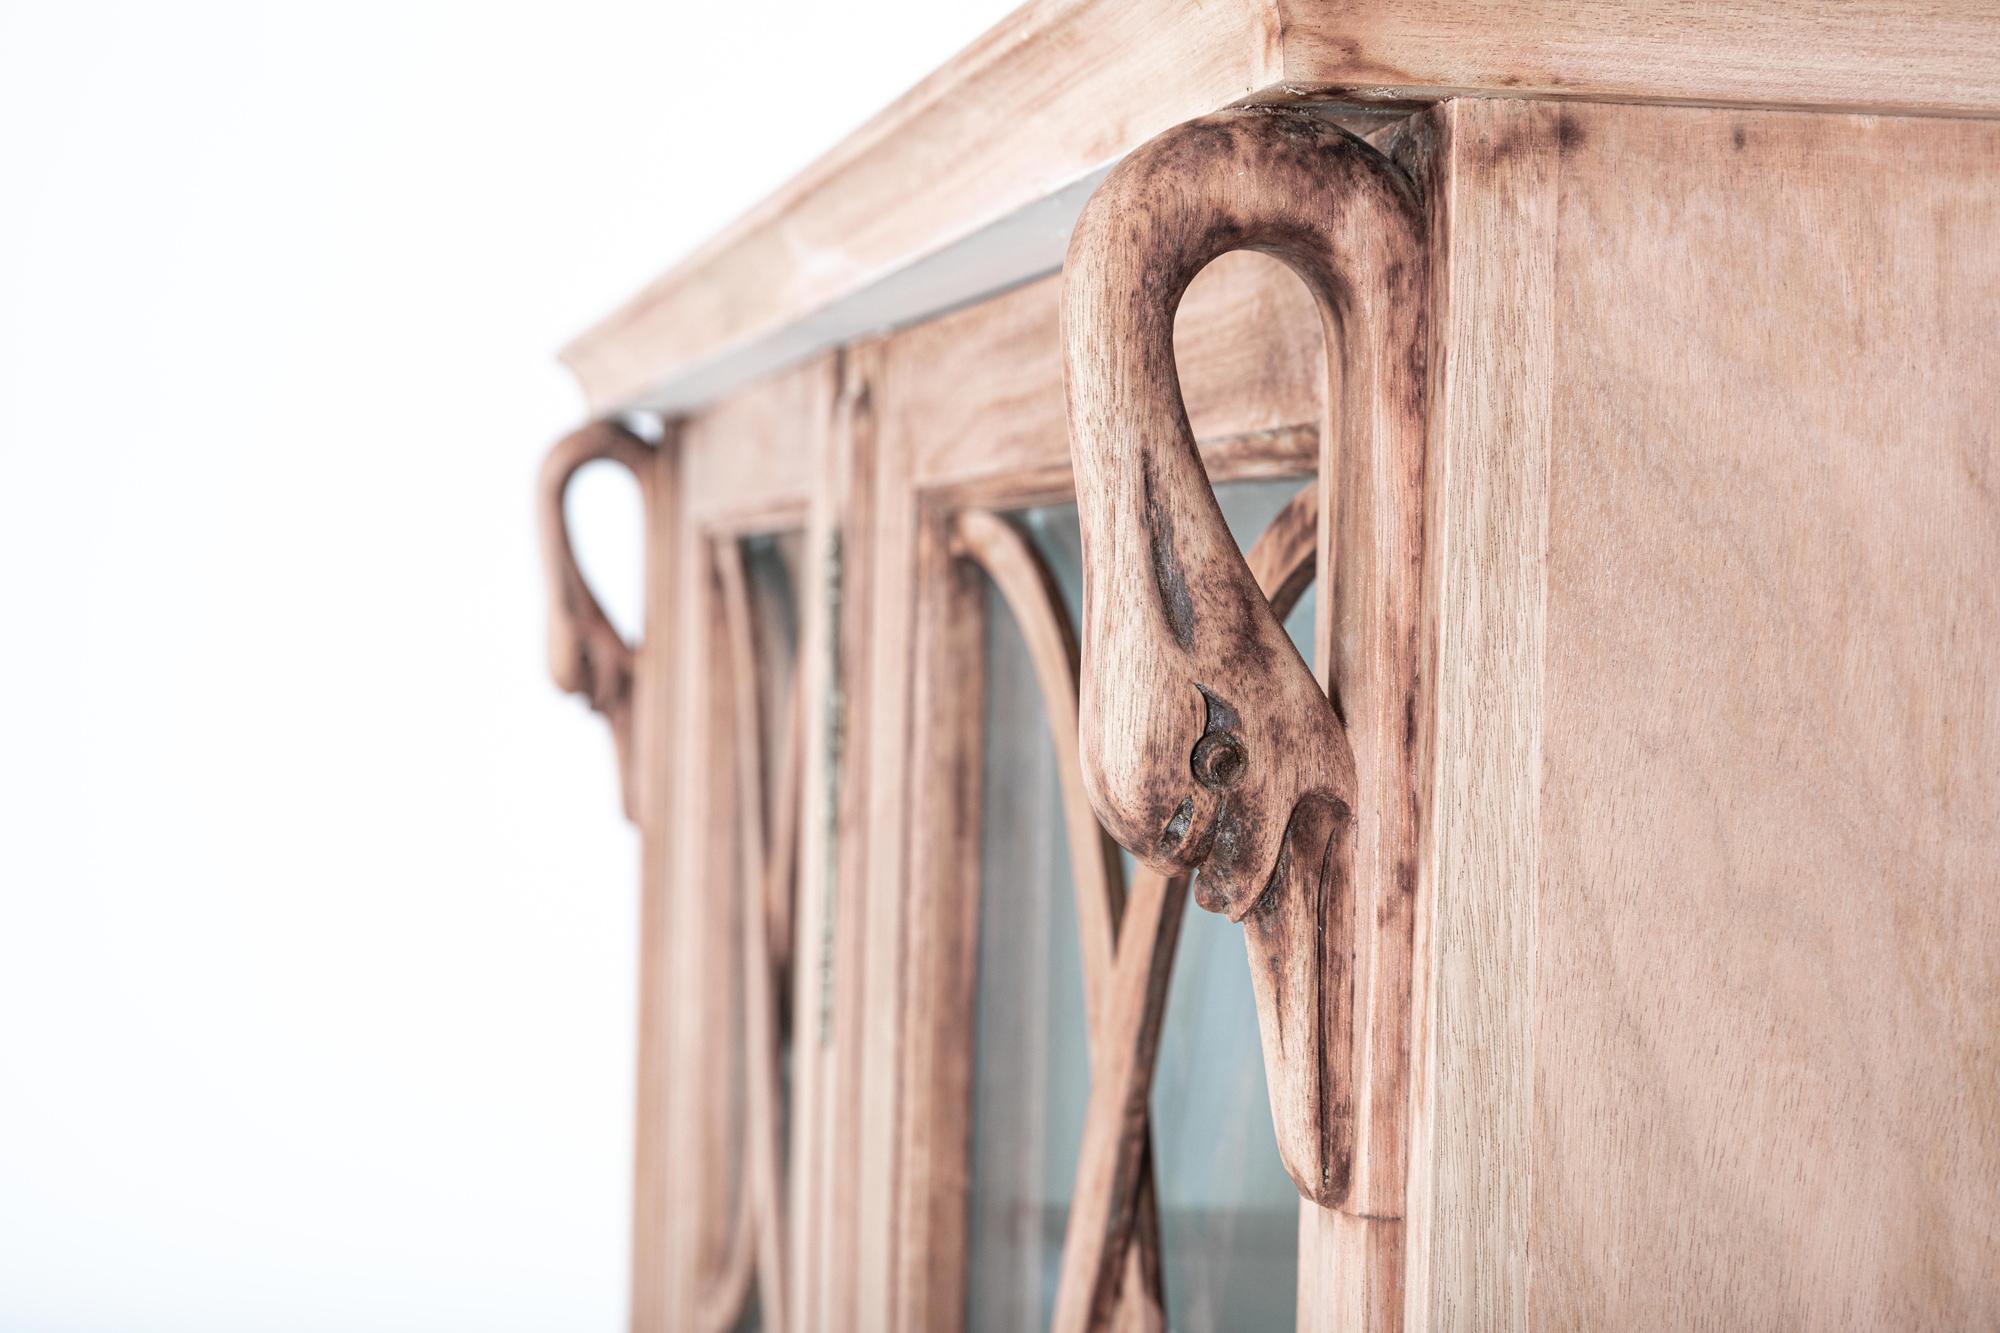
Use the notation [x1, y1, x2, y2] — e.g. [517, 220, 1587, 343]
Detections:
[966, 479, 1313, 1333]
[743, 531, 804, 807]
[725, 530, 806, 1333]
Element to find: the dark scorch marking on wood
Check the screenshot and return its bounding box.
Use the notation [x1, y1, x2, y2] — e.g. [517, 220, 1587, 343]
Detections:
[1139, 450, 1196, 650]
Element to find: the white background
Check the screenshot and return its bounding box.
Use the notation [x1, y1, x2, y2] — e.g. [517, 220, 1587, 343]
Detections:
[0, 2, 1010, 1327]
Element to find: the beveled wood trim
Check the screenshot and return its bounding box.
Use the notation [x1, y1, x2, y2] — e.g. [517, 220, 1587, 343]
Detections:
[694, 1161, 756, 1333]
[818, 345, 887, 1333]
[680, 352, 834, 528]
[560, 0, 1999, 415]
[1274, 0, 2000, 116]
[887, 509, 987, 1333]
[785, 349, 879, 1333]
[631, 353, 845, 1333]
[658, 504, 745, 1326]
[691, 540, 767, 1333]
[1397, 98, 1556, 1333]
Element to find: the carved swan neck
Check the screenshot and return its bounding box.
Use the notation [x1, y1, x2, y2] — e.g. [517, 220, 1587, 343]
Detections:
[537, 418, 658, 821]
[1060, 107, 1427, 1209]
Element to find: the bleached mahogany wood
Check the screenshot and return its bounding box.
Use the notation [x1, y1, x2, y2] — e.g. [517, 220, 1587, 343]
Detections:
[657, 512, 741, 1323]
[1411, 100, 2000, 1330]
[537, 420, 657, 821]
[681, 355, 834, 533]
[561, 0, 2000, 416]
[1397, 96, 1554, 1333]
[1063, 106, 1426, 1214]
[1270, 0, 2000, 113]
[1053, 480, 1319, 1332]
[785, 350, 873, 1333]
[823, 345, 885, 1333]
[1535, 102, 1999, 1330]
[950, 508, 1166, 1332]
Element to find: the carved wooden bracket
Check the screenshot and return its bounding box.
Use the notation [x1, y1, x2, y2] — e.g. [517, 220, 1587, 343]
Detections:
[1063, 107, 1426, 1209]
[1046, 484, 1319, 1333]
[537, 419, 657, 822]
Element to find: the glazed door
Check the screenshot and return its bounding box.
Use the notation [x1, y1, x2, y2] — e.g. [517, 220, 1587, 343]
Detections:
[954, 478, 1317, 1333]
[1402, 97, 2000, 1330]
[845, 110, 1429, 1333]
[542, 355, 867, 1333]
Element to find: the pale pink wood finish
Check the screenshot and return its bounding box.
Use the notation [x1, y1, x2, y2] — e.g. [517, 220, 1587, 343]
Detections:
[1408, 98, 2000, 1331]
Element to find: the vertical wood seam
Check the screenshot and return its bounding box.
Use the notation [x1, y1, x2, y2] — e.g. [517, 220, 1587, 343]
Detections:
[1412, 97, 1558, 1333]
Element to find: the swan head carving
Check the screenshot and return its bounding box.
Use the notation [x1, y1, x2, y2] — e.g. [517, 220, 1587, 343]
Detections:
[537, 419, 656, 822]
[1072, 466, 1354, 925]
[1060, 105, 1429, 1210]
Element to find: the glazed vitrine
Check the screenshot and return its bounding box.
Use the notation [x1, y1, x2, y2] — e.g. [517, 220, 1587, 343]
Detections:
[538, 3, 2000, 1328]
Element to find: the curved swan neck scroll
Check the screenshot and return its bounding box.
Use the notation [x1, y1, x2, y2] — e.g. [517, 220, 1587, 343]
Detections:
[1062, 107, 1426, 1208]
[537, 419, 658, 822]
[1051, 483, 1319, 1333]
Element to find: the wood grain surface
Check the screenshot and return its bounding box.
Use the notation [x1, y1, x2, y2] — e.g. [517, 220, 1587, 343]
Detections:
[1412, 98, 2000, 1330]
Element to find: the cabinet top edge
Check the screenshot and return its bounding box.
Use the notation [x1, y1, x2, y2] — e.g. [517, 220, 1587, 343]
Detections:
[559, 0, 2000, 417]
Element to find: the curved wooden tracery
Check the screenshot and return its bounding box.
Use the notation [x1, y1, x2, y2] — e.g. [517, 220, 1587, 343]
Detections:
[705, 538, 806, 1333]
[950, 510, 1168, 1333]
[954, 482, 1318, 1333]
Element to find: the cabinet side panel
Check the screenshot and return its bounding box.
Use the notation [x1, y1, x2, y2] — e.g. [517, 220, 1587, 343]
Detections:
[1531, 104, 2000, 1326]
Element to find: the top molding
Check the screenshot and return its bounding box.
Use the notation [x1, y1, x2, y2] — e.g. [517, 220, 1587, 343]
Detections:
[561, 0, 2000, 414]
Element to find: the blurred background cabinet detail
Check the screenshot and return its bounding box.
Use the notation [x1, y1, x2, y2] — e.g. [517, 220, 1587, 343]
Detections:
[538, 2, 2000, 1329]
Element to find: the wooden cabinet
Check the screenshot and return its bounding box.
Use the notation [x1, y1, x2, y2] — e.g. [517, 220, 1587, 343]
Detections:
[537, 5, 2000, 1329]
